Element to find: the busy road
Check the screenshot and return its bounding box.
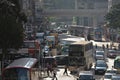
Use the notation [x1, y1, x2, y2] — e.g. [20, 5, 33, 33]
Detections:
[43, 33, 119, 80]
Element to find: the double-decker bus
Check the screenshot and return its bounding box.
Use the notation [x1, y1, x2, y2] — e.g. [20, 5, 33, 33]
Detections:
[94, 27, 103, 41]
[68, 41, 94, 73]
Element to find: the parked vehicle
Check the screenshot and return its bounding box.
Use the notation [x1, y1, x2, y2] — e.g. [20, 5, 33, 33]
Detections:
[95, 50, 105, 60]
[77, 71, 95, 80]
[94, 60, 108, 75]
[107, 49, 117, 58]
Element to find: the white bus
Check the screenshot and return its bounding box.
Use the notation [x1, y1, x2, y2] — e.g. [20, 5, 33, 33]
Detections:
[68, 41, 94, 72]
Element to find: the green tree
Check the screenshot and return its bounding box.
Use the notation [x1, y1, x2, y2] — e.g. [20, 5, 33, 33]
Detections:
[0, 0, 27, 68]
[105, 3, 120, 29]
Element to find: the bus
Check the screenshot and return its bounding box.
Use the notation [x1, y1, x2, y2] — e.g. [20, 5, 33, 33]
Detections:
[68, 41, 93, 72]
[113, 56, 120, 73]
[94, 27, 103, 41]
[114, 56, 120, 71]
[2, 58, 37, 80]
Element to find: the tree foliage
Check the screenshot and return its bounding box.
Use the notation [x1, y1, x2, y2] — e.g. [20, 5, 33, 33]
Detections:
[105, 3, 120, 29]
[0, 0, 27, 53]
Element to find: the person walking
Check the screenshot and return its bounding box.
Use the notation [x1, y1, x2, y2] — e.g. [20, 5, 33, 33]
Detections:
[63, 65, 68, 76]
[46, 63, 50, 76]
[95, 44, 97, 49]
[52, 69, 57, 80]
[102, 44, 105, 51]
[106, 44, 109, 49]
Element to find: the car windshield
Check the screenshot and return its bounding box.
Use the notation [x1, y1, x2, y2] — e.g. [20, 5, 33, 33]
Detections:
[80, 75, 93, 80]
[112, 78, 120, 80]
[96, 63, 106, 67]
[104, 75, 112, 79]
[106, 70, 117, 74]
[96, 52, 104, 55]
[109, 50, 116, 53]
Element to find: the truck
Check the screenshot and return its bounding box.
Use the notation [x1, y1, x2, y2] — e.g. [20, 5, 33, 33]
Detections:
[50, 33, 59, 46]
[46, 36, 55, 48]
[68, 41, 94, 74]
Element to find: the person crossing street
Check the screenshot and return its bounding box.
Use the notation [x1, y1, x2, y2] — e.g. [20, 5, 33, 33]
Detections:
[52, 69, 57, 80]
[63, 65, 68, 76]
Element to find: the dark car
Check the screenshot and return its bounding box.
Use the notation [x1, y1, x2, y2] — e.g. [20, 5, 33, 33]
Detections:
[77, 71, 95, 80]
[94, 60, 108, 75]
[107, 50, 117, 58]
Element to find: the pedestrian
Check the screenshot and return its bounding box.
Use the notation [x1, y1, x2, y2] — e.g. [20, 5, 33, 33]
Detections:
[106, 44, 109, 49]
[63, 65, 68, 76]
[102, 44, 105, 51]
[52, 69, 57, 80]
[46, 63, 50, 76]
[49, 64, 53, 75]
[95, 44, 97, 49]
[118, 44, 120, 50]
[110, 44, 112, 49]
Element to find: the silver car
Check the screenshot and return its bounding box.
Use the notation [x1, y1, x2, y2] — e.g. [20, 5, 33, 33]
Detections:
[95, 50, 105, 60]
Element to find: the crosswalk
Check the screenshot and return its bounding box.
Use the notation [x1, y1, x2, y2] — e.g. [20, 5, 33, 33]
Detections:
[43, 68, 77, 80]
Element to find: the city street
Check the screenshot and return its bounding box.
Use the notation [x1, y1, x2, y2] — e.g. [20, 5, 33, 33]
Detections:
[1, 0, 120, 80]
[44, 68, 77, 80]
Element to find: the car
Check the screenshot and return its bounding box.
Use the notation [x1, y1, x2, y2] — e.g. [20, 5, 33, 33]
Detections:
[95, 50, 105, 60]
[106, 69, 117, 75]
[43, 45, 50, 56]
[77, 71, 95, 80]
[107, 50, 117, 58]
[112, 75, 120, 80]
[94, 60, 108, 75]
[103, 72, 114, 80]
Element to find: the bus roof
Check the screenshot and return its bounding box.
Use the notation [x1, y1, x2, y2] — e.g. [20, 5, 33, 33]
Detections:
[4, 58, 37, 70]
[115, 56, 120, 60]
[71, 41, 92, 45]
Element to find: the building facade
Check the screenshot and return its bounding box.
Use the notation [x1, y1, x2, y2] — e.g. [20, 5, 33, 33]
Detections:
[41, 0, 120, 27]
